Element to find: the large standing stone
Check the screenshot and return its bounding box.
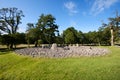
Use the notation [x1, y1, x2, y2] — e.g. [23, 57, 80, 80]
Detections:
[42, 44, 45, 48]
[51, 43, 57, 50]
[76, 44, 79, 47]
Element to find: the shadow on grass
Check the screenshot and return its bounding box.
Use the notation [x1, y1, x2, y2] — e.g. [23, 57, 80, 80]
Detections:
[0, 52, 10, 55]
[0, 48, 13, 55]
[0, 47, 29, 55]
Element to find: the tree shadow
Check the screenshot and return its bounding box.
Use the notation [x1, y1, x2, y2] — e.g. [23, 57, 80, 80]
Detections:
[0, 48, 14, 55]
[0, 52, 10, 55]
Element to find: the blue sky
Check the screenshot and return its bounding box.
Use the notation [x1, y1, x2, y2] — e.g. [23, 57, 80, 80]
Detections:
[0, 0, 120, 33]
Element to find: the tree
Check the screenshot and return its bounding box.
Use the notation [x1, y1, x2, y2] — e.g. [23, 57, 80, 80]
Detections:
[77, 31, 84, 44]
[0, 33, 26, 49]
[108, 16, 120, 45]
[26, 23, 35, 47]
[26, 23, 41, 47]
[63, 27, 78, 44]
[26, 14, 59, 47]
[0, 7, 24, 49]
[1, 34, 14, 49]
[55, 36, 64, 44]
[36, 14, 59, 44]
[13, 33, 26, 47]
[109, 22, 114, 46]
[82, 31, 98, 45]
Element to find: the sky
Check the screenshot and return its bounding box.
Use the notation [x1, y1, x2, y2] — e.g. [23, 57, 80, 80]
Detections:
[0, 0, 120, 33]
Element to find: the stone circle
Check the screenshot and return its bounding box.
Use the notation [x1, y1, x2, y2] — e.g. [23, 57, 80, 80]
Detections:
[15, 45, 109, 58]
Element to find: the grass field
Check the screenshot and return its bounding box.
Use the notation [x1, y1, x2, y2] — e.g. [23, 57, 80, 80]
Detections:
[0, 46, 120, 80]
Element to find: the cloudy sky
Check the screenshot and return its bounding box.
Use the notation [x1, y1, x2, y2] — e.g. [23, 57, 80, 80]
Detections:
[0, 0, 120, 33]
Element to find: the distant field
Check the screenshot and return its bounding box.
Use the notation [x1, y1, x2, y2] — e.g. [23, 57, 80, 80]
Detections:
[0, 45, 6, 48]
[0, 46, 120, 80]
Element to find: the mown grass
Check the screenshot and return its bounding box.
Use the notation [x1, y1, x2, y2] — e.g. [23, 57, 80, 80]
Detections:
[0, 46, 120, 80]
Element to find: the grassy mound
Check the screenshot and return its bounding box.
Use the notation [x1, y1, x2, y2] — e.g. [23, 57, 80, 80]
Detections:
[0, 46, 120, 80]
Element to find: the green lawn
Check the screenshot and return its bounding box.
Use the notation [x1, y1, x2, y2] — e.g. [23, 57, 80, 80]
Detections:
[0, 46, 120, 80]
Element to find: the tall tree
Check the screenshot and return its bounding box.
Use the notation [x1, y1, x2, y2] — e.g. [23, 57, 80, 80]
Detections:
[0, 7, 24, 34]
[97, 23, 111, 45]
[26, 23, 41, 47]
[77, 31, 84, 44]
[108, 11, 120, 46]
[36, 14, 59, 44]
[0, 7, 24, 49]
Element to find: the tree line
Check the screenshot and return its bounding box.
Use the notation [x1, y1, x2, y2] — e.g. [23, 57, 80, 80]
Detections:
[0, 7, 120, 49]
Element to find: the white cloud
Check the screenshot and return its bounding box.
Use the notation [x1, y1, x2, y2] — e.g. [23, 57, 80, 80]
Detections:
[91, 0, 118, 16]
[64, 1, 78, 15]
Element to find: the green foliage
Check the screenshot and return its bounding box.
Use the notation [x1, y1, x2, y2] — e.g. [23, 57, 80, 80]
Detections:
[63, 27, 78, 44]
[0, 34, 14, 49]
[0, 33, 26, 49]
[108, 12, 120, 45]
[27, 28, 41, 41]
[62, 26, 112, 45]
[26, 23, 41, 47]
[77, 31, 84, 44]
[65, 31, 75, 44]
[13, 33, 26, 44]
[55, 36, 64, 44]
[0, 47, 120, 80]
[26, 14, 59, 46]
[36, 14, 59, 44]
[84, 31, 98, 44]
[0, 7, 24, 49]
[0, 7, 24, 34]
[97, 27, 111, 45]
[38, 39, 43, 47]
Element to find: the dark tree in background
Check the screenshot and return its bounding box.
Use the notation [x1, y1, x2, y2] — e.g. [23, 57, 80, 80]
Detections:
[0, 7, 24, 34]
[26, 23, 36, 47]
[36, 14, 59, 44]
[62, 26, 112, 46]
[0, 7, 24, 49]
[26, 14, 59, 47]
[0, 33, 26, 48]
[26, 23, 41, 47]
[63, 27, 79, 44]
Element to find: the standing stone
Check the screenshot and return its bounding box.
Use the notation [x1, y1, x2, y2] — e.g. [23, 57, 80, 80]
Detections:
[76, 44, 79, 47]
[51, 43, 57, 50]
[42, 44, 45, 48]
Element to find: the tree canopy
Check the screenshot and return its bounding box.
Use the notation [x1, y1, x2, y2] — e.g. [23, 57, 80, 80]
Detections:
[26, 14, 59, 47]
[63, 27, 78, 44]
[0, 7, 24, 49]
[0, 7, 24, 34]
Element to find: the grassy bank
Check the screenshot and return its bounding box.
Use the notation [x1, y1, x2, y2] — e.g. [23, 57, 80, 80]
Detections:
[0, 46, 120, 80]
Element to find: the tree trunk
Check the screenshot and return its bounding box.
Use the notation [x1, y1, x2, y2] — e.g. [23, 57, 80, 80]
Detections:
[35, 40, 38, 47]
[98, 42, 101, 46]
[9, 43, 13, 49]
[27, 39, 30, 48]
[14, 44, 16, 49]
[111, 28, 114, 46]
